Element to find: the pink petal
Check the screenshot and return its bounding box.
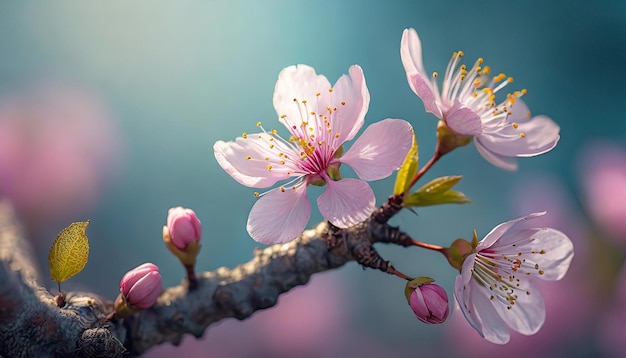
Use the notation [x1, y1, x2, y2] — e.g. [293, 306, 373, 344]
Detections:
[273, 65, 332, 134]
[214, 136, 298, 188]
[477, 115, 560, 157]
[474, 139, 518, 171]
[246, 184, 311, 244]
[478, 212, 546, 250]
[407, 72, 443, 118]
[445, 101, 482, 136]
[400, 28, 427, 75]
[340, 119, 414, 181]
[329, 65, 369, 144]
[488, 278, 546, 336]
[317, 178, 374, 228]
[400, 29, 443, 118]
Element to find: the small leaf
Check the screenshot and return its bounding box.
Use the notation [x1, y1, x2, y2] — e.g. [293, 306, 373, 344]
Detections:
[405, 190, 471, 207]
[417, 176, 462, 195]
[393, 134, 418, 196]
[48, 222, 90, 284]
[404, 176, 471, 207]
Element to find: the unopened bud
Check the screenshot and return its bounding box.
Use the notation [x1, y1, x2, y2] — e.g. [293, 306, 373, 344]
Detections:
[445, 238, 474, 271]
[405, 277, 449, 324]
[167, 206, 202, 250]
[118, 263, 162, 311]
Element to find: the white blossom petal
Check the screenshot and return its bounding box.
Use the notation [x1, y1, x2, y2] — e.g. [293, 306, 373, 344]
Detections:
[317, 178, 374, 228]
[488, 278, 546, 336]
[478, 212, 546, 250]
[246, 184, 311, 244]
[340, 119, 413, 181]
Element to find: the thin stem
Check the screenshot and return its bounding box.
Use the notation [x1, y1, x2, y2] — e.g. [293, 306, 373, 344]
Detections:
[185, 264, 198, 290]
[390, 268, 412, 281]
[408, 141, 443, 190]
[410, 239, 445, 253]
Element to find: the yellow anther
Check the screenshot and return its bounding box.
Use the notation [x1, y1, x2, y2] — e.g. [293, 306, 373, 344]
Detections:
[265, 157, 270, 161]
[256, 121, 262, 127]
[280, 114, 287, 118]
[254, 192, 259, 198]
[461, 64, 467, 71]
[328, 87, 333, 92]
[478, 57, 484, 64]
[316, 92, 321, 96]
[280, 186, 285, 192]
[334, 133, 340, 138]
[473, 79, 481, 87]
[494, 73, 506, 82]
[271, 129, 277, 134]
[432, 71, 438, 78]
[520, 132, 526, 138]
[483, 65, 491, 75]
[302, 100, 307, 104]
[526, 111, 531, 117]
[280, 160, 285, 165]
[318, 141, 323, 145]
[246, 155, 251, 160]
[507, 77, 514, 83]
[269, 137, 274, 141]
[521, 89, 528, 95]
[242, 133, 248, 138]
[269, 144, 274, 149]
[538, 270, 544, 275]
[458, 50, 464, 57]
[482, 88, 493, 94]
[310, 111, 316, 115]
[267, 165, 273, 171]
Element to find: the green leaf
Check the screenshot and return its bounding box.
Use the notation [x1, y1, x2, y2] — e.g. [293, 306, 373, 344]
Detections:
[393, 134, 418, 196]
[404, 176, 471, 207]
[48, 222, 90, 284]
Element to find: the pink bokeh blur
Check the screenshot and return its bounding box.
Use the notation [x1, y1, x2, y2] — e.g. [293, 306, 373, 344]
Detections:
[0, 80, 122, 231]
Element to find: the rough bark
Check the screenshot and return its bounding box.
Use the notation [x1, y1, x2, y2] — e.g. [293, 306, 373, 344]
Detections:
[0, 197, 413, 357]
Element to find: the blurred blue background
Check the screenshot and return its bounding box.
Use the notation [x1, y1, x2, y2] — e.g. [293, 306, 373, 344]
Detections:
[1, 1, 625, 357]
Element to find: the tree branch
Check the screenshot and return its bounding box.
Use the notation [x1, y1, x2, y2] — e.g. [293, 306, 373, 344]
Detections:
[0, 199, 413, 357]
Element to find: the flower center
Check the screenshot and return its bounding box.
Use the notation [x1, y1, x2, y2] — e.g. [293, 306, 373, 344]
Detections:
[469, 245, 547, 310]
[437, 51, 530, 139]
[243, 88, 348, 198]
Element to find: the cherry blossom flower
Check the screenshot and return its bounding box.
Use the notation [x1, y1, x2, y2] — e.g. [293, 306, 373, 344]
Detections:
[400, 28, 560, 170]
[454, 212, 574, 344]
[214, 65, 413, 244]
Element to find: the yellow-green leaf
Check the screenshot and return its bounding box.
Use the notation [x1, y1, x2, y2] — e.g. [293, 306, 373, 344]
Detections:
[417, 175, 462, 195]
[403, 176, 471, 207]
[404, 189, 471, 207]
[48, 221, 90, 284]
[393, 134, 418, 196]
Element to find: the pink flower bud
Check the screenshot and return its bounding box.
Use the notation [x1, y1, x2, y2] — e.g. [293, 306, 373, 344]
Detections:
[409, 283, 449, 324]
[119, 263, 162, 310]
[167, 206, 202, 250]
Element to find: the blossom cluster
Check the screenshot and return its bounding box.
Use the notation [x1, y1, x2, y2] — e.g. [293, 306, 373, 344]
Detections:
[212, 28, 572, 345]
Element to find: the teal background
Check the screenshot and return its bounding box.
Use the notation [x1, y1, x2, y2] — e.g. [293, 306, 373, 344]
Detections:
[1, 1, 625, 357]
